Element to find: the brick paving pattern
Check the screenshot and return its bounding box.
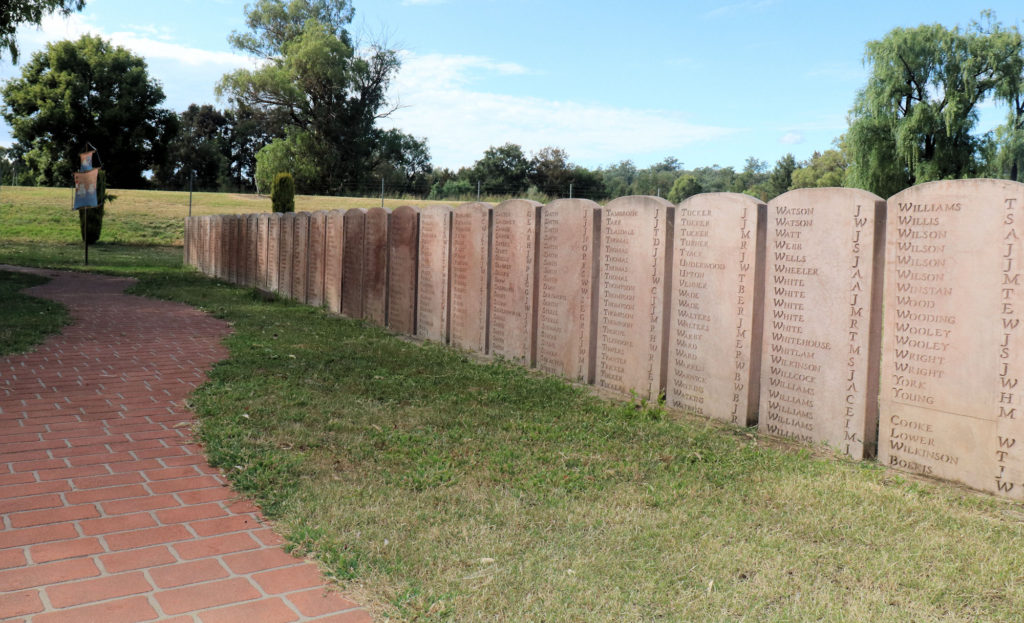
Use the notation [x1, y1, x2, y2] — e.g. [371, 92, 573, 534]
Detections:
[1, 267, 370, 622]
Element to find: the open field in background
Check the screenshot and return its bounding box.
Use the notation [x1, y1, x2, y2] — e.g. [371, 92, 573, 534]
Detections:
[0, 185, 464, 247]
[6, 210, 1024, 621]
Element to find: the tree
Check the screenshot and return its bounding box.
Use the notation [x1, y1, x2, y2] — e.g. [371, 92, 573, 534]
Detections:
[600, 160, 637, 198]
[471, 143, 530, 196]
[845, 16, 1022, 197]
[667, 174, 702, 203]
[153, 104, 231, 191]
[1, 0, 84, 63]
[529, 146, 573, 196]
[790, 149, 847, 189]
[1, 35, 177, 187]
[766, 153, 797, 198]
[218, 0, 402, 195]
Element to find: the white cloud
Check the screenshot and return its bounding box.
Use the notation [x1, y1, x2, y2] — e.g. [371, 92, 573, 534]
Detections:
[383, 51, 738, 169]
[780, 132, 804, 145]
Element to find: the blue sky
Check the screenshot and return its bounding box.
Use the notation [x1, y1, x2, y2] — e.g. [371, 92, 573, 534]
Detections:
[2, 0, 1023, 172]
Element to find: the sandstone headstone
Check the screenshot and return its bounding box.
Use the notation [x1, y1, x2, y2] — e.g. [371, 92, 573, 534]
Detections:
[257, 213, 270, 289]
[267, 213, 282, 292]
[324, 210, 345, 314]
[278, 212, 295, 299]
[307, 211, 327, 307]
[880, 179, 1024, 496]
[388, 206, 419, 335]
[225, 215, 237, 283]
[758, 188, 884, 459]
[363, 207, 389, 326]
[417, 205, 452, 343]
[489, 199, 541, 365]
[594, 196, 673, 400]
[202, 216, 213, 277]
[292, 212, 310, 302]
[218, 215, 229, 281]
[667, 193, 766, 426]
[233, 215, 246, 285]
[245, 214, 258, 287]
[450, 202, 492, 353]
[342, 209, 366, 317]
[536, 199, 600, 383]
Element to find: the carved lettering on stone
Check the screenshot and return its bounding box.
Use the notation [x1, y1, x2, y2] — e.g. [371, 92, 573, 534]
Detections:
[667, 193, 766, 426]
[449, 202, 492, 354]
[267, 213, 282, 292]
[417, 205, 452, 343]
[489, 199, 541, 365]
[364, 207, 389, 326]
[880, 179, 1024, 496]
[246, 214, 258, 287]
[257, 213, 270, 289]
[278, 212, 295, 299]
[307, 211, 327, 307]
[759, 188, 885, 459]
[342, 209, 366, 318]
[324, 210, 345, 314]
[388, 206, 419, 335]
[536, 199, 600, 383]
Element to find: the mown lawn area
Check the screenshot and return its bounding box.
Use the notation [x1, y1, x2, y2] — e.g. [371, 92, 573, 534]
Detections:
[5, 196, 1024, 622]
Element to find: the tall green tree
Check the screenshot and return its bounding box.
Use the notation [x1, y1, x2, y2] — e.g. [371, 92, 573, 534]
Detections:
[471, 143, 530, 196]
[1, 35, 177, 187]
[153, 104, 231, 191]
[1, 0, 84, 63]
[790, 149, 847, 189]
[845, 17, 1021, 197]
[218, 0, 401, 195]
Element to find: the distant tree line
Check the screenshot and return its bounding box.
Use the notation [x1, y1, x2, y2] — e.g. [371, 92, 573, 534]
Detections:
[2, 5, 1024, 203]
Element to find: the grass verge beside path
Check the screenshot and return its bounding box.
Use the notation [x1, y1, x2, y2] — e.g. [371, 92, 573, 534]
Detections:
[0, 271, 70, 355]
[126, 267, 1024, 622]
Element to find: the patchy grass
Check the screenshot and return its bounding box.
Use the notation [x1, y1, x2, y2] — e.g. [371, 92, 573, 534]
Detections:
[0, 240, 182, 276]
[128, 268, 1024, 623]
[0, 270, 70, 355]
[0, 185, 462, 246]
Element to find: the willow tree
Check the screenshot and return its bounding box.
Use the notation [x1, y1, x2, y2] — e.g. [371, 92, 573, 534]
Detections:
[845, 17, 1022, 197]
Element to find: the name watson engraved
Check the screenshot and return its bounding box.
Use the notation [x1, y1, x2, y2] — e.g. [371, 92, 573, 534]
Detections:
[594, 195, 674, 401]
[449, 202, 492, 353]
[342, 209, 366, 318]
[489, 199, 541, 365]
[536, 199, 600, 383]
[364, 207, 389, 326]
[667, 193, 766, 426]
[388, 206, 419, 335]
[880, 179, 1024, 498]
[758, 188, 885, 459]
[417, 205, 452, 343]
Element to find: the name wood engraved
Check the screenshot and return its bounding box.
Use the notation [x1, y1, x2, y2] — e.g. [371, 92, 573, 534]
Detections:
[417, 205, 452, 343]
[667, 193, 766, 426]
[267, 213, 282, 292]
[880, 179, 1024, 497]
[307, 211, 327, 307]
[388, 206, 419, 335]
[595, 196, 674, 400]
[257, 213, 270, 289]
[450, 202, 493, 353]
[489, 200, 541, 365]
[759, 188, 884, 459]
[324, 210, 344, 314]
[364, 207, 389, 326]
[342, 209, 366, 318]
[536, 199, 600, 382]
[278, 213, 295, 299]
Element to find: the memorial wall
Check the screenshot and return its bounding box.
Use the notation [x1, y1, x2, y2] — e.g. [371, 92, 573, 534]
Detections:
[184, 179, 1024, 498]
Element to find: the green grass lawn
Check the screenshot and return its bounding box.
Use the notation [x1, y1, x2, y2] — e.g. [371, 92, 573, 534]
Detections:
[5, 192, 1024, 621]
[0, 271, 70, 355]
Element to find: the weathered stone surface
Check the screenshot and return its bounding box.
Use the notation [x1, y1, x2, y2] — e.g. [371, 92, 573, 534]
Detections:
[342, 209, 366, 318]
[278, 212, 295, 299]
[489, 199, 541, 365]
[292, 212, 310, 302]
[667, 193, 766, 426]
[417, 205, 452, 343]
[267, 213, 282, 292]
[388, 206, 419, 335]
[363, 207, 389, 326]
[759, 187, 885, 459]
[307, 211, 327, 307]
[257, 213, 270, 288]
[324, 210, 345, 314]
[536, 199, 600, 383]
[594, 196, 673, 400]
[880, 179, 1024, 496]
[218, 215, 230, 281]
[245, 214, 258, 287]
[449, 202, 492, 353]
[227, 215, 240, 283]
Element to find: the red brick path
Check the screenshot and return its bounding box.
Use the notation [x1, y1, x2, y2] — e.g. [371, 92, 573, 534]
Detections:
[0, 268, 370, 622]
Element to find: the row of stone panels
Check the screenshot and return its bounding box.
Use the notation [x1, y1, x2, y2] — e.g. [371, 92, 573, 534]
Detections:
[184, 179, 1024, 499]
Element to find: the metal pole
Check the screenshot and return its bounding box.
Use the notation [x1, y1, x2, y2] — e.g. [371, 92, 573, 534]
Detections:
[477, 180, 481, 201]
[188, 170, 194, 217]
[569, 183, 573, 199]
[381, 177, 384, 208]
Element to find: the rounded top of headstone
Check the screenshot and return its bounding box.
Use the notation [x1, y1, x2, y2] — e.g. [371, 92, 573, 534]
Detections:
[605, 195, 673, 211]
[888, 178, 1024, 203]
[679, 192, 763, 210]
[343, 207, 367, 219]
[769, 186, 884, 207]
[495, 198, 542, 211]
[454, 201, 493, 213]
[546, 198, 601, 211]
[392, 205, 420, 216]
[421, 203, 453, 213]
[366, 206, 389, 215]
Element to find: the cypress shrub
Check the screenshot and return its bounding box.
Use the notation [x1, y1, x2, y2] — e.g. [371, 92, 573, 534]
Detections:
[271, 172, 295, 213]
